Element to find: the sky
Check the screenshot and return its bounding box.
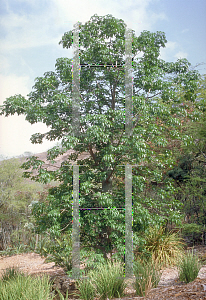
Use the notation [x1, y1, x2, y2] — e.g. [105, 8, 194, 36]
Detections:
[0, 0, 206, 159]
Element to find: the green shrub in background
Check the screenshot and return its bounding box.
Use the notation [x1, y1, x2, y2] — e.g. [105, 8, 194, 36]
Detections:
[178, 249, 202, 283]
[0, 243, 30, 257]
[29, 234, 50, 255]
[40, 233, 73, 272]
[78, 248, 108, 276]
[180, 223, 204, 246]
[133, 258, 161, 297]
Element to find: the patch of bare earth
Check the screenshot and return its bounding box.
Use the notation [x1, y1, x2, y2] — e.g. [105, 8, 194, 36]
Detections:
[0, 246, 206, 299]
[0, 252, 65, 278]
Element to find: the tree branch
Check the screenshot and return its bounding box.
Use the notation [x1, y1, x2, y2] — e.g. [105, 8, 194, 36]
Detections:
[88, 144, 98, 166]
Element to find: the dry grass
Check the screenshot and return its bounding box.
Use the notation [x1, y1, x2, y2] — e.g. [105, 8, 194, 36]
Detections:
[143, 226, 185, 267]
[133, 258, 161, 297]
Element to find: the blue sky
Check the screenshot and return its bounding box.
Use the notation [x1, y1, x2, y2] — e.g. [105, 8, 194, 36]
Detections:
[0, 0, 206, 159]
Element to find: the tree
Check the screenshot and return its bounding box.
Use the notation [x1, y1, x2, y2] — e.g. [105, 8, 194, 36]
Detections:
[0, 14, 201, 260]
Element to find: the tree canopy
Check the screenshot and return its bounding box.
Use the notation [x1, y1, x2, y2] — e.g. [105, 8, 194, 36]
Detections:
[0, 14, 203, 261]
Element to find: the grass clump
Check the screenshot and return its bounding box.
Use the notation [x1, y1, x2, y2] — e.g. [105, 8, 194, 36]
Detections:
[75, 277, 96, 300]
[1, 266, 21, 282]
[75, 259, 127, 300]
[178, 249, 202, 283]
[142, 226, 185, 267]
[0, 267, 54, 300]
[133, 258, 161, 297]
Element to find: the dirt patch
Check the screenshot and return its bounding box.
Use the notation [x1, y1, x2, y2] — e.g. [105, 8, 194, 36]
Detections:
[0, 252, 65, 278]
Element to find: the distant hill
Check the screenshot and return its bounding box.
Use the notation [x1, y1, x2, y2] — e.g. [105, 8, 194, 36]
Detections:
[16, 148, 95, 172]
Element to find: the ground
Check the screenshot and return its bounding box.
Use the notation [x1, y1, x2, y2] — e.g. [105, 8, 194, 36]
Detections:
[0, 246, 206, 299]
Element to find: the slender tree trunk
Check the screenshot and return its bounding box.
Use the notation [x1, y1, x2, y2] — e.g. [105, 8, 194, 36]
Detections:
[102, 178, 112, 193]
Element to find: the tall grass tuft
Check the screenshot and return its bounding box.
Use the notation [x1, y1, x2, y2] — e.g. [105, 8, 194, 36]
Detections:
[76, 259, 127, 300]
[178, 249, 202, 283]
[1, 266, 22, 282]
[0, 267, 54, 300]
[133, 258, 161, 297]
[143, 226, 185, 267]
[75, 277, 96, 300]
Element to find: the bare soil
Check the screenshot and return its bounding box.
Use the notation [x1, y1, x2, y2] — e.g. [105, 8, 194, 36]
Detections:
[0, 246, 206, 299]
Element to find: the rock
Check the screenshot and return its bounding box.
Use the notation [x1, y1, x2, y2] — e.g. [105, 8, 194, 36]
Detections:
[49, 274, 80, 298]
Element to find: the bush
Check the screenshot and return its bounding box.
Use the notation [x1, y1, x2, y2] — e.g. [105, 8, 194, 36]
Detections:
[79, 248, 107, 275]
[178, 249, 202, 283]
[180, 223, 204, 246]
[139, 226, 185, 267]
[0, 267, 54, 300]
[39, 233, 73, 272]
[133, 258, 161, 297]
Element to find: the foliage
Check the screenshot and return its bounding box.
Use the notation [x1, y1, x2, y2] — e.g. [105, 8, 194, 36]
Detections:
[200, 253, 206, 264]
[135, 226, 185, 267]
[178, 249, 202, 283]
[78, 248, 109, 276]
[0, 158, 48, 251]
[169, 74, 206, 227]
[0, 158, 42, 224]
[133, 258, 161, 297]
[180, 223, 205, 245]
[0, 268, 54, 300]
[34, 232, 106, 275]
[0, 13, 202, 259]
[0, 244, 31, 257]
[37, 232, 73, 272]
[29, 234, 51, 255]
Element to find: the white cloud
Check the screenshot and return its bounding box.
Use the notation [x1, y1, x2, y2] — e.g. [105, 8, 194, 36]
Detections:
[160, 41, 188, 62]
[160, 41, 178, 61]
[52, 0, 167, 36]
[0, 114, 56, 158]
[174, 51, 188, 60]
[0, 0, 168, 55]
[0, 6, 58, 52]
[0, 55, 10, 73]
[0, 74, 56, 157]
[181, 28, 189, 34]
[0, 74, 30, 103]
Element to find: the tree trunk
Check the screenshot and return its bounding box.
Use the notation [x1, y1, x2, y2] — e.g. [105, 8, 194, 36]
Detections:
[102, 178, 112, 193]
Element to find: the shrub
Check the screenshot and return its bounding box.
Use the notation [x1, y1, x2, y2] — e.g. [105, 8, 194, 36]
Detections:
[133, 258, 161, 297]
[79, 248, 107, 275]
[180, 223, 204, 246]
[178, 249, 202, 283]
[40, 233, 73, 272]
